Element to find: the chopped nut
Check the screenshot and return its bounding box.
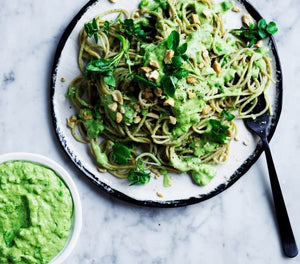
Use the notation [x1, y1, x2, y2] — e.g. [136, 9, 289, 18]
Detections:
[109, 0, 116, 3]
[197, 63, 204, 68]
[70, 115, 77, 122]
[213, 61, 222, 75]
[146, 113, 159, 119]
[169, 116, 177, 125]
[67, 118, 75, 128]
[108, 102, 118, 112]
[150, 60, 160, 68]
[133, 104, 140, 111]
[111, 90, 123, 105]
[144, 88, 154, 99]
[243, 139, 250, 146]
[120, 106, 125, 114]
[202, 105, 211, 115]
[203, 9, 212, 19]
[148, 70, 159, 81]
[242, 14, 254, 27]
[134, 116, 142, 124]
[232, 5, 242, 12]
[202, 49, 209, 59]
[164, 98, 175, 107]
[188, 91, 196, 99]
[97, 168, 107, 173]
[254, 40, 263, 48]
[234, 136, 239, 141]
[154, 87, 162, 97]
[191, 14, 201, 25]
[186, 75, 198, 84]
[164, 49, 175, 64]
[60, 77, 66, 82]
[156, 192, 164, 198]
[116, 112, 123, 123]
[141, 66, 152, 73]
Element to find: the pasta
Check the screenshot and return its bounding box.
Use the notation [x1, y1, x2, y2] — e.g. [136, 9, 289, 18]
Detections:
[65, 0, 274, 186]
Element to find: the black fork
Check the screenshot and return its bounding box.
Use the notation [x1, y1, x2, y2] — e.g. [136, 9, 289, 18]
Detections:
[244, 95, 298, 258]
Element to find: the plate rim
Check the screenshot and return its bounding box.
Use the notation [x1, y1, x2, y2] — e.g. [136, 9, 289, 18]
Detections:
[50, 0, 283, 208]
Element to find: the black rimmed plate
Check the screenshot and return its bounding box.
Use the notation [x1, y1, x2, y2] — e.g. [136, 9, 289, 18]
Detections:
[50, 0, 282, 207]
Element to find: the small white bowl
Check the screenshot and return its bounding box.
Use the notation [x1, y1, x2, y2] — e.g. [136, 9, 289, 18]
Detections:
[0, 152, 82, 264]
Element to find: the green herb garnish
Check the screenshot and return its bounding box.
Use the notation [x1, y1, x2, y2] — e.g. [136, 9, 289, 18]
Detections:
[84, 18, 99, 43]
[221, 109, 235, 121]
[207, 119, 229, 144]
[112, 143, 131, 165]
[128, 169, 151, 185]
[133, 74, 158, 87]
[231, 18, 278, 47]
[65, 86, 76, 99]
[120, 19, 145, 42]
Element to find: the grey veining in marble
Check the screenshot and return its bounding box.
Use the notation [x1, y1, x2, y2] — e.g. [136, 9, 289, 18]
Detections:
[0, 0, 300, 263]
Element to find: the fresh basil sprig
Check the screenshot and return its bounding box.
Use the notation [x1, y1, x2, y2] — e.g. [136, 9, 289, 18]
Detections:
[231, 18, 278, 47]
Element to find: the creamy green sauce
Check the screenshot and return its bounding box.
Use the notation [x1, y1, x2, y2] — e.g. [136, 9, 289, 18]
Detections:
[0, 161, 73, 264]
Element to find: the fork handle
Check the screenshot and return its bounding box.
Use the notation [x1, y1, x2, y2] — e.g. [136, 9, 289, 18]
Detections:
[261, 137, 298, 258]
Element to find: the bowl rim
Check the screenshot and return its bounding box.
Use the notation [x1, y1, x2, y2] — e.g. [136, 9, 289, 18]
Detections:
[0, 152, 82, 264]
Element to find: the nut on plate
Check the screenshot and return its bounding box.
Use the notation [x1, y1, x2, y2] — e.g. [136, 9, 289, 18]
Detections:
[164, 98, 175, 107]
[242, 14, 254, 27]
[164, 49, 175, 64]
[116, 112, 123, 123]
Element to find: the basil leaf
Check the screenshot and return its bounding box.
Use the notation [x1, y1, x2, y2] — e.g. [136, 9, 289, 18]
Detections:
[162, 75, 178, 97]
[266, 21, 278, 35]
[221, 110, 235, 121]
[208, 119, 229, 144]
[178, 43, 188, 55]
[258, 19, 267, 30]
[103, 71, 116, 87]
[133, 74, 158, 87]
[128, 169, 151, 185]
[113, 143, 131, 165]
[167, 30, 180, 50]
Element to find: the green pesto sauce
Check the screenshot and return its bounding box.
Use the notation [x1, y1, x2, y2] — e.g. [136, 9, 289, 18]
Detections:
[0, 161, 73, 264]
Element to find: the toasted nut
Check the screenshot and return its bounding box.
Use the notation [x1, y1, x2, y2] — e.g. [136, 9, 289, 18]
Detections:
[60, 77, 66, 82]
[133, 104, 140, 111]
[150, 60, 160, 68]
[213, 61, 222, 75]
[164, 98, 175, 107]
[146, 113, 159, 119]
[202, 49, 209, 59]
[243, 139, 250, 146]
[144, 88, 154, 99]
[232, 5, 242, 12]
[141, 66, 152, 73]
[111, 90, 123, 105]
[108, 102, 118, 112]
[254, 40, 263, 48]
[134, 116, 142, 123]
[188, 91, 196, 99]
[164, 49, 175, 64]
[116, 112, 123, 123]
[154, 87, 163, 97]
[169, 116, 177, 125]
[242, 14, 253, 27]
[120, 106, 125, 114]
[203, 9, 212, 19]
[148, 70, 159, 81]
[97, 168, 107, 173]
[197, 63, 204, 68]
[109, 0, 116, 3]
[156, 192, 164, 198]
[234, 136, 239, 141]
[70, 115, 77, 122]
[67, 118, 75, 128]
[191, 14, 201, 25]
[202, 105, 211, 115]
[186, 76, 198, 84]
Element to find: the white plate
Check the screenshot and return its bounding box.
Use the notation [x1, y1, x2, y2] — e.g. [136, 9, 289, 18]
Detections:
[51, 0, 282, 207]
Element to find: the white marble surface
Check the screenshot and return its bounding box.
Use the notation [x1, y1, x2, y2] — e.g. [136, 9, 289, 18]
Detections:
[0, 0, 300, 263]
